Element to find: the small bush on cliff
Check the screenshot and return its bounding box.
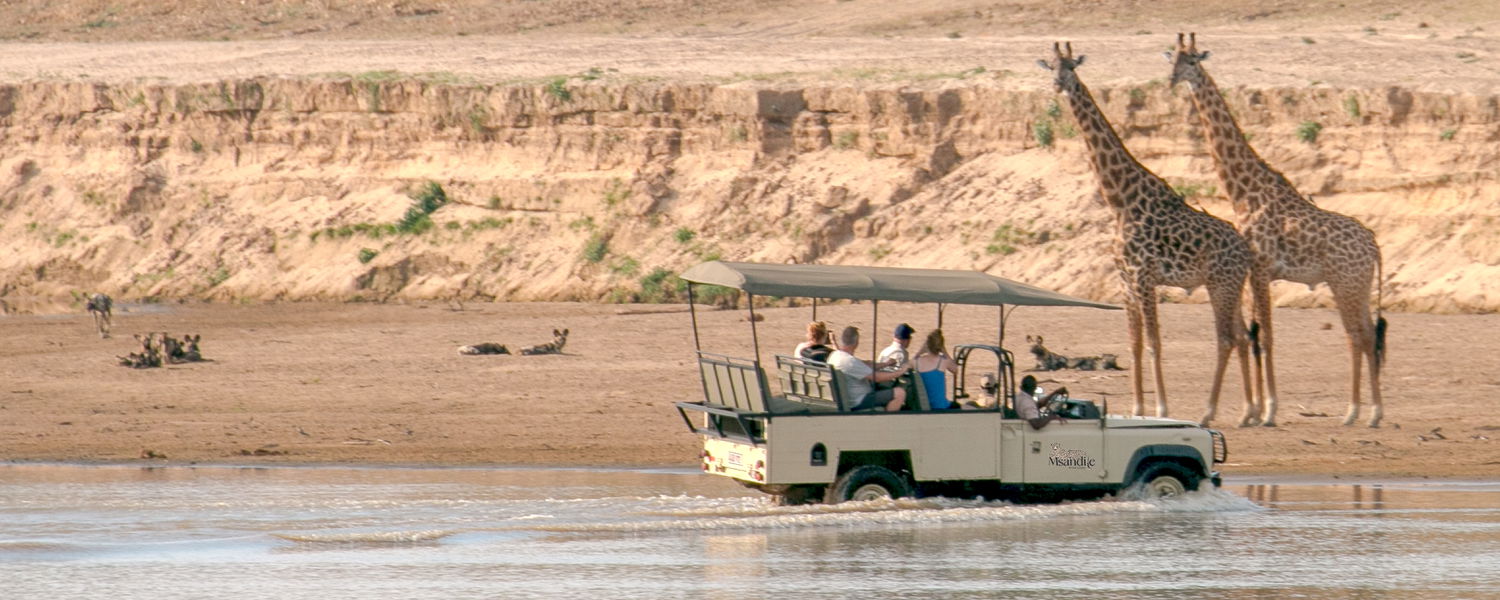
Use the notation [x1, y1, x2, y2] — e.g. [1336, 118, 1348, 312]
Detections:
[1296, 121, 1322, 143]
[1033, 119, 1055, 148]
[546, 78, 572, 102]
[397, 182, 449, 234]
[582, 233, 609, 263]
[673, 227, 696, 244]
[358, 248, 379, 264]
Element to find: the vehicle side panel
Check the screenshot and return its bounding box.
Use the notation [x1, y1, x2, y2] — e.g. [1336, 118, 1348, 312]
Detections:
[762, 413, 1004, 484]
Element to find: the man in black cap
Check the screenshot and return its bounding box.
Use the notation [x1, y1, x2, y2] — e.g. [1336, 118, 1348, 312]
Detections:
[877, 323, 915, 372]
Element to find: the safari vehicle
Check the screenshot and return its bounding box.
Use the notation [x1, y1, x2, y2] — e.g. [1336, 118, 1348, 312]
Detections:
[674, 261, 1226, 505]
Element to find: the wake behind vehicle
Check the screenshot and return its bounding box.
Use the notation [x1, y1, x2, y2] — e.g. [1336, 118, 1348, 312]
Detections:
[674, 261, 1226, 505]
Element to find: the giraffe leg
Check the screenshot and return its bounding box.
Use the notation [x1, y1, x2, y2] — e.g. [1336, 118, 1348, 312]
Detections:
[1333, 286, 1378, 427]
[1211, 280, 1257, 428]
[1139, 296, 1169, 418]
[1125, 299, 1147, 418]
[1249, 272, 1278, 427]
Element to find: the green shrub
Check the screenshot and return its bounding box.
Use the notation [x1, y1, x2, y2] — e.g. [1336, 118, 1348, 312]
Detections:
[1296, 121, 1322, 143]
[357, 248, 379, 264]
[546, 78, 571, 102]
[673, 227, 696, 244]
[397, 182, 448, 233]
[582, 233, 609, 263]
[1440, 128, 1457, 141]
[1343, 95, 1361, 119]
[1033, 119, 1055, 148]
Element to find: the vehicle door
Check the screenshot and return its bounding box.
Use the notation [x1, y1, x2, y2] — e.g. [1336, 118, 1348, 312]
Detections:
[1020, 419, 1106, 484]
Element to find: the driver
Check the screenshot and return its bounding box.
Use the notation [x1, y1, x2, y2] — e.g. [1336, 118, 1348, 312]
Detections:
[1014, 375, 1068, 430]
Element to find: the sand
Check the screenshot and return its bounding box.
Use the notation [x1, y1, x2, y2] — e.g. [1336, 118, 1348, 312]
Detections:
[3, 298, 1497, 480]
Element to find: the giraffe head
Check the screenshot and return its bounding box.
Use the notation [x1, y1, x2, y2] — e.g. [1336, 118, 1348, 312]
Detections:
[1035, 41, 1086, 94]
[1166, 32, 1211, 89]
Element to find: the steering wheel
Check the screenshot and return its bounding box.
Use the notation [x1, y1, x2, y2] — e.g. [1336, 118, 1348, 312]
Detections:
[1043, 390, 1070, 414]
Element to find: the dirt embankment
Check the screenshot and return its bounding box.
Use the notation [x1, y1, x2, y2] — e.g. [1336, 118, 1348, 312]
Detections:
[2, 69, 1498, 313]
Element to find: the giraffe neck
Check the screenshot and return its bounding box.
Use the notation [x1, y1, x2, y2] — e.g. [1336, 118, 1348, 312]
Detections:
[1183, 68, 1286, 211]
[1060, 76, 1156, 207]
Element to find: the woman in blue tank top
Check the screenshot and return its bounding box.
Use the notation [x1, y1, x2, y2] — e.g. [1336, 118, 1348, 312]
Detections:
[914, 329, 960, 410]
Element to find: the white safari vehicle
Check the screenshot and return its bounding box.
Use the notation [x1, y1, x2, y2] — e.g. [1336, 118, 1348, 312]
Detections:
[674, 261, 1226, 505]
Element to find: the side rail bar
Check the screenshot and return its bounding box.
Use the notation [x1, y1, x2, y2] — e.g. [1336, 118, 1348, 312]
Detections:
[675, 401, 766, 445]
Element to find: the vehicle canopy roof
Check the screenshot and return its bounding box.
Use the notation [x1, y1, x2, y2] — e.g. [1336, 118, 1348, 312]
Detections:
[680, 261, 1120, 310]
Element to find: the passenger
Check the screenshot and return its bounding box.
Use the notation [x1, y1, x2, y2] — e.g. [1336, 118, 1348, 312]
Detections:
[827, 325, 908, 412]
[1014, 375, 1068, 430]
[877, 323, 916, 371]
[794, 321, 834, 362]
[913, 329, 960, 410]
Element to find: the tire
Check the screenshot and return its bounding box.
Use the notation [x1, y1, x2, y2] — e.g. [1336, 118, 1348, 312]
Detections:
[1127, 462, 1201, 500]
[825, 465, 912, 504]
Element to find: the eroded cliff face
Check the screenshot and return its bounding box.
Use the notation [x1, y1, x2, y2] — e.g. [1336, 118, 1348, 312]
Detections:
[1, 76, 1497, 313]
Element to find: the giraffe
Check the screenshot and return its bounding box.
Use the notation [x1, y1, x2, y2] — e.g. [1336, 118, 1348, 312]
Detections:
[1039, 42, 1258, 426]
[1167, 33, 1388, 427]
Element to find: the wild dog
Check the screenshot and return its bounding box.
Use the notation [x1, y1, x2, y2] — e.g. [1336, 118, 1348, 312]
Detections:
[159, 334, 184, 363]
[160, 333, 204, 363]
[1026, 335, 1123, 371]
[119, 332, 164, 368]
[519, 328, 569, 356]
[86, 293, 113, 338]
[179, 334, 203, 362]
[457, 342, 510, 355]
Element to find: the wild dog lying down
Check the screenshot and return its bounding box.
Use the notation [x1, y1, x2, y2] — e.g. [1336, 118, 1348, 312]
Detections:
[1026, 335, 1123, 371]
[118, 332, 206, 368]
[86, 292, 113, 339]
[119, 332, 163, 368]
[520, 328, 569, 356]
[457, 342, 510, 355]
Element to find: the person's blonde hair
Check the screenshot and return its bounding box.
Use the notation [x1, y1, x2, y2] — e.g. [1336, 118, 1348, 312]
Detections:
[806, 321, 829, 344]
[922, 329, 947, 356]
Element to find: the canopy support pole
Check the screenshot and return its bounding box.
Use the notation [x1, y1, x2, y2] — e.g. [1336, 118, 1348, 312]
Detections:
[812, 297, 818, 321]
[998, 304, 1006, 348]
[871, 300, 879, 362]
[688, 284, 701, 352]
[748, 292, 762, 367]
[937, 302, 945, 330]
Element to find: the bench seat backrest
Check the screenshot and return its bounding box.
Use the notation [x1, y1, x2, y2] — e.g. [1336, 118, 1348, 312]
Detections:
[776, 355, 845, 411]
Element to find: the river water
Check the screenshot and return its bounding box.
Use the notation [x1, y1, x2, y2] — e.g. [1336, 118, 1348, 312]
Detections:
[2, 464, 1498, 599]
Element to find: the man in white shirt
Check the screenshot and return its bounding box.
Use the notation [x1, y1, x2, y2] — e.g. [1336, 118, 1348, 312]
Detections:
[877, 323, 915, 371]
[826, 325, 909, 412]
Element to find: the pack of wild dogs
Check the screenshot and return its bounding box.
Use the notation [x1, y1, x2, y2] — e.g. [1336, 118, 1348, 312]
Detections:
[83, 292, 206, 368]
[1026, 336, 1122, 372]
[118, 332, 206, 368]
[457, 328, 569, 356]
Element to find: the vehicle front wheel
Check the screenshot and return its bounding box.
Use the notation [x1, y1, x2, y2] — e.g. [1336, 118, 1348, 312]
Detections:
[1127, 462, 1201, 500]
[825, 465, 912, 504]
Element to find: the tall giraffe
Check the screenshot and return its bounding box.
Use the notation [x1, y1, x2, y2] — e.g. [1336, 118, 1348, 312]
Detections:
[1168, 33, 1388, 427]
[1039, 42, 1257, 426]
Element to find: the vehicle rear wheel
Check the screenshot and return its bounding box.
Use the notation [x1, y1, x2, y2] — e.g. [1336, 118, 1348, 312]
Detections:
[1128, 463, 1201, 500]
[825, 465, 912, 504]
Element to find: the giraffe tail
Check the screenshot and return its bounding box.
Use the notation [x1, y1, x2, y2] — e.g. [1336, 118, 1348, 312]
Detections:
[1248, 320, 1262, 358]
[1373, 255, 1387, 369]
